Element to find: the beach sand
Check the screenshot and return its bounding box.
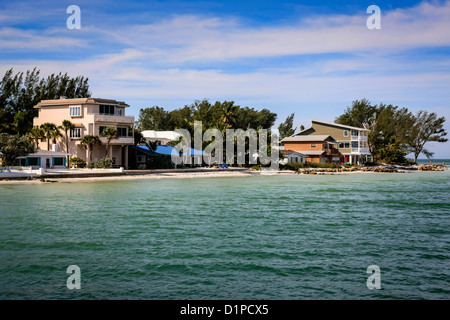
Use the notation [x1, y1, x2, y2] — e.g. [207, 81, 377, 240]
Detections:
[0, 169, 262, 184]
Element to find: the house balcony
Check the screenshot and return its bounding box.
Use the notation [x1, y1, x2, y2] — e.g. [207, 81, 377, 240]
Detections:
[351, 135, 368, 141]
[99, 136, 134, 145]
[351, 147, 370, 154]
[94, 114, 134, 124]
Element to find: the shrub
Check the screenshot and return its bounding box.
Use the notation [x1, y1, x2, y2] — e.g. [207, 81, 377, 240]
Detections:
[289, 162, 341, 169]
[95, 157, 113, 169]
[69, 157, 86, 168]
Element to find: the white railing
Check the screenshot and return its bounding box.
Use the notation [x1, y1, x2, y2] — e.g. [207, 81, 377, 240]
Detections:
[351, 148, 370, 154]
[99, 137, 134, 145]
[94, 114, 134, 124]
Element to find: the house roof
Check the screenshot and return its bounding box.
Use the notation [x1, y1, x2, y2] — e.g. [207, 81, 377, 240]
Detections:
[281, 135, 334, 143]
[34, 98, 129, 108]
[18, 150, 70, 158]
[281, 149, 305, 157]
[311, 120, 369, 131]
[298, 150, 327, 156]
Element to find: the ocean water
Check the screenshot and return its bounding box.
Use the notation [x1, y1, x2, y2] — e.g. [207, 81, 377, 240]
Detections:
[0, 171, 449, 300]
[416, 159, 449, 166]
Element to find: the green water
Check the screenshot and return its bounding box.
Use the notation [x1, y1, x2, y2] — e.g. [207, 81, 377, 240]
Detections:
[0, 171, 449, 300]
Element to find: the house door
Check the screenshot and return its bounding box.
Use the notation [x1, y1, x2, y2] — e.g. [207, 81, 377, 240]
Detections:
[45, 158, 50, 169]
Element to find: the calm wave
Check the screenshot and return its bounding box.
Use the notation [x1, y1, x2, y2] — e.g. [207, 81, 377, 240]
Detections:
[0, 171, 449, 299]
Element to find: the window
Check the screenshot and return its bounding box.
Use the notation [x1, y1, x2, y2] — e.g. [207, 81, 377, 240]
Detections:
[117, 127, 127, 137]
[310, 144, 317, 148]
[351, 130, 359, 137]
[53, 157, 64, 166]
[343, 130, 349, 137]
[352, 141, 359, 148]
[99, 126, 107, 135]
[323, 144, 328, 149]
[99, 105, 115, 115]
[116, 109, 122, 116]
[28, 157, 39, 166]
[70, 128, 81, 138]
[339, 142, 350, 149]
[70, 106, 81, 116]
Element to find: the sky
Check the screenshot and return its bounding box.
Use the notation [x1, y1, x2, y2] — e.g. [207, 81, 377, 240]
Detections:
[1, 0, 449, 158]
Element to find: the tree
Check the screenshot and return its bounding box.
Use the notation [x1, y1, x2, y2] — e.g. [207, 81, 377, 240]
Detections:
[336, 99, 412, 163]
[145, 140, 160, 153]
[220, 101, 237, 129]
[404, 111, 447, 163]
[278, 113, 296, 139]
[0, 133, 35, 166]
[27, 127, 44, 149]
[80, 135, 101, 163]
[40, 122, 60, 151]
[100, 127, 118, 157]
[335, 99, 377, 128]
[59, 120, 75, 167]
[137, 106, 172, 131]
[0, 68, 91, 136]
[376, 136, 408, 164]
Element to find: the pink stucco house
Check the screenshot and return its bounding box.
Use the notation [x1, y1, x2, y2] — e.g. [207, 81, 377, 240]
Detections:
[33, 98, 135, 168]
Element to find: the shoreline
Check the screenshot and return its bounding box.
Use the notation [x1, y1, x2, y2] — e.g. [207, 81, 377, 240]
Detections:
[0, 165, 448, 184]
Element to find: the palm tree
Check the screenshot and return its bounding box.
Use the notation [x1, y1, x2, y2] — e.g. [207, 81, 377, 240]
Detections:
[221, 102, 236, 129]
[145, 140, 160, 153]
[40, 122, 60, 151]
[27, 127, 45, 149]
[100, 127, 118, 157]
[59, 120, 75, 167]
[80, 135, 101, 163]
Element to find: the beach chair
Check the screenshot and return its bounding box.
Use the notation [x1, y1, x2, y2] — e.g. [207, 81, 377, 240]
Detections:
[218, 164, 223, 168]
[223, 163, 228, 169]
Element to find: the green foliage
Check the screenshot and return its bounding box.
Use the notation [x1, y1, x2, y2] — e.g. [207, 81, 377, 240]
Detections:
[278, 113, 296, 139]
[40, 122, 60, 150]
[376, 137, 408, 164]
[0, 133, 35, 166]
[100, 126, 118, 157]
[403, 110, 448, 163]
[69, 156, 86, 168]
[137, 99, 277, 133]
[335, 99, 447, 164]
[146, 154, 174, 169]
[95, 157, 113, 169]
[289, 162, 341, 169]
[80, 134, 101, 162]
[0, 68, 90, 136]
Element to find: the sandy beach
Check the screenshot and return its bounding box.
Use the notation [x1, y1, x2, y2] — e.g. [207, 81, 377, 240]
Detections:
[0, 169, 262, 184]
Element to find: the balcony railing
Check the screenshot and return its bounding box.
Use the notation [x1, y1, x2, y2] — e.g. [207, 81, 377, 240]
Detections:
[351, 147, 370, 154]
[94, 114, 134, 124]
[99, 136, 134, 145]
[351, 135, 368, 141]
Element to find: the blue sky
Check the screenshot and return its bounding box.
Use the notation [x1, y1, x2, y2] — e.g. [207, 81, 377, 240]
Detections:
[1, 0, 450, 158]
